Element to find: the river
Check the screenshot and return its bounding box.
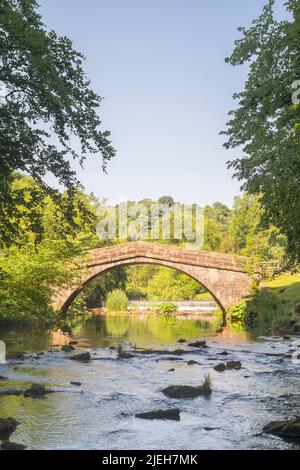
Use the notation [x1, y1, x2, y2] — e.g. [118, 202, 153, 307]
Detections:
[0, 312, 299, 450]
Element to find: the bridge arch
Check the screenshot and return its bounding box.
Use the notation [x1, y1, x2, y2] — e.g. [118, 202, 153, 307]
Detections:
[52, 241, 254, 316]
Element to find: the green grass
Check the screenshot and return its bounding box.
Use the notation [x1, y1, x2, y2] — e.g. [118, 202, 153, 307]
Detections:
[264, 273, 300, 305]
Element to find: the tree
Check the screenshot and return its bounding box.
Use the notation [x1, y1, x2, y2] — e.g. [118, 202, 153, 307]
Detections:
[223, 0, 300, 261]
[228, 194, 287, 266]
[158, 196, 174, 207]
[147, 267, 203, 301]
[0, 0, 115, 241]
[0, 238, 84, 323]
[0, 172, 99, 247]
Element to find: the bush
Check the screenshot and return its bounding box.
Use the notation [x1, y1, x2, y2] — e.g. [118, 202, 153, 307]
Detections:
[157, 302, 177, 314]
[106, 289, 128, 311]
[228, 300, 247, 323]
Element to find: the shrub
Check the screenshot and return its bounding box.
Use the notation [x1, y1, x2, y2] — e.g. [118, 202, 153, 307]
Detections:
[157, 302, 177, 314]
[228, 300, 247, 323]
[106, 289, 128, 311]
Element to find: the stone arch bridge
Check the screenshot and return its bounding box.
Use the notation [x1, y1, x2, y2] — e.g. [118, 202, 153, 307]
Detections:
[53, 241, 257, 315]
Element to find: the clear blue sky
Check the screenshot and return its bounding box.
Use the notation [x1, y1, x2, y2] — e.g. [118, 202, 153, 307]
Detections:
[39, 0, 286, 208]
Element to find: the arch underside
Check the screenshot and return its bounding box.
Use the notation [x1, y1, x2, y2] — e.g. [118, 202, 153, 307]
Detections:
[55, 255, 251, 316]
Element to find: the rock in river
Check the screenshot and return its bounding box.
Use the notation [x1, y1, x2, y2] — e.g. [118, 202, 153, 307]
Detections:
[136, 408, 180, 421]
[188, 340, 207, 348]
[0, 418, 20, 440]
[162, 383, 211, 398]
[214, 363, 226, 372]
[23, 383, 54, 398]
[263, 417, 300, 439]
[226, 361, 242, 370]
[69, 352, 91, 362]
[0, 440, 27, 450]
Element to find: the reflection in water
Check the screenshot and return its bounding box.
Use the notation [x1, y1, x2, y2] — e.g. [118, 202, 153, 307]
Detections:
[0, 313, 299, 450]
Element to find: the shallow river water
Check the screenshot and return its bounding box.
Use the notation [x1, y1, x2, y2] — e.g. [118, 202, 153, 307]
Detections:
[0, 312, 299, 450]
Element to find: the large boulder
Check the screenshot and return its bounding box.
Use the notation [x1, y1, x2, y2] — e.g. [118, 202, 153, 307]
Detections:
[162, 383, 211, 398]
[263, 417, 300, 439]
[136, 408, 180, 421]
[0, 418, 20, 440]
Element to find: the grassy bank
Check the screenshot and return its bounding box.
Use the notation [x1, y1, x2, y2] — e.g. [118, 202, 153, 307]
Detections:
[229, 273, 300, 333]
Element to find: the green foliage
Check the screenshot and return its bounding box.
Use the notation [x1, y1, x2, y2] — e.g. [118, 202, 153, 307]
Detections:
[82, 268, 126, 305]
[229, 288, 295, 333]
[228, 195, 287, 266]
[0, 239, 84, 324]
[0, 0, 115, 242]
[125, 265, 158, 300]
[106, 289, 128, 312]
[223, 0, 300, 262]
[158, 302, 177, 314]
[228, 300, 248, 323]
[147, 267, 204, 301]
[0, 173, 99, 248]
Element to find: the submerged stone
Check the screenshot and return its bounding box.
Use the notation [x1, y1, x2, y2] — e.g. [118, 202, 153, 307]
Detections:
[0, 388, 23, 397]
[136, 408, 180, 421]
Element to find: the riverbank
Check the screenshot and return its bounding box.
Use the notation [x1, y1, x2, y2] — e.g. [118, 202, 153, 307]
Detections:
[228, 273, 300, 335]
